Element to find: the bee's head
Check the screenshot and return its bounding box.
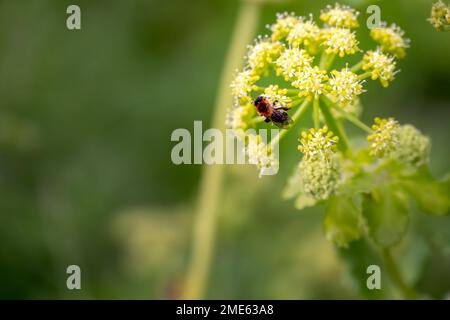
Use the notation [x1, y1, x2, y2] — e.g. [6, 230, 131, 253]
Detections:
[254, 96, 264, 106]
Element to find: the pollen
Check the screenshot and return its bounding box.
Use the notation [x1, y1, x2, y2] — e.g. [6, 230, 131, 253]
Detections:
[328, 67, 364, 108]
[298, 126, 339, 160]
[363, 49, 397, 88]
[292, 66, 329, 99]
[320, 27, 360, 57]
[320, 3, 360, 29]
[275, 48, 312, 81]
[367, 117, 399, 158]
[370, 23, 410, 59]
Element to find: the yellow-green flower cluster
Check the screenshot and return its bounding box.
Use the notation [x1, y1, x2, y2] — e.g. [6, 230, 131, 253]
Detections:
[392, 125, 431, 167]
[428, 1, 450, 31]
[367, 117, 399, 158]
[370, 23, 410, 58]
[363, 49, 397, 88]
[247, 134, 277, 177]
[226, 103, 253, 131]
[230, 69, 259, 100]
[286, 16, 321, 50]
[292, 66, 328, 99]
[299, 157, 339, 200]
[263, 85, 292, 108]
[320, 3, 360, 29]
[321, 27, 360, 57]
[275, 48, 312, 80]
[328, 67, 364, 107]
[247, 36, 283, 74]
[270, 12, 300, 41]
[298, 126, 339, 160]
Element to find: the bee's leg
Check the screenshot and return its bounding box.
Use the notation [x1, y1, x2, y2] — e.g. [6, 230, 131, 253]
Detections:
[264, 117, 271, 123]
[274, 106, 290, 111]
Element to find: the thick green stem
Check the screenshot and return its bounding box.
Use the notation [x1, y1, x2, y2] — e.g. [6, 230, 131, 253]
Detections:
[350, 61, 364, 73]
[182, 1, 261, 300]
[313, 98, 320, 130]
[270, 99, 311, 148]
[382, 248, 417, 299]
[358, 71, 372, 80]
[319, 52, 336, 71]
[319, 96, 349, 153]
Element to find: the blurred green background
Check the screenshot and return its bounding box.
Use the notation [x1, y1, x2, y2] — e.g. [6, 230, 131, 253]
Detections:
[0, 0, 449, 299]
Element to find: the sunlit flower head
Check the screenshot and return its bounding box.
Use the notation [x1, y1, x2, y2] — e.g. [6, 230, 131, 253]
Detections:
[230, 69, 259, 99]
[270, 12, 300, 41]
[428, 0, 450, 31]
[226, 103, 253, 131]
[247, 36, 283, 74]
[392, 124, 431, 167]
[321, 27, 360, 57]
[370, 23, 410, 58]
[328, 67, 364, 108]
[292, 66, 328, 99]
[298, 126, 339, 160]
[299, 157, 339, 200]
[247, 134, 277, 177]
[275, 48, 312, 81]
[263, 85, 292, 108]
[286, 16, 321, 50]
[367, 117, 399, 158]
[320, 3, 360, 29]
[363, 49, 398, 88]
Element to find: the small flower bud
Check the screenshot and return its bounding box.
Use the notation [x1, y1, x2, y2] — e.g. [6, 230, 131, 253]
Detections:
[392, 124, 431, 167]
[320, 3, 360, 29]
[299, 157, 339, 200]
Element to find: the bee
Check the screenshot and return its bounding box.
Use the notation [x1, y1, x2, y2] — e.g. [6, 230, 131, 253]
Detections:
[254, 96, 292, 129]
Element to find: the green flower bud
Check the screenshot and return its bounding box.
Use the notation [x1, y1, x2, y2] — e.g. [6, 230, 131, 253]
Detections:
[299, 157, 339, 200]
[392, 124, 431, 167]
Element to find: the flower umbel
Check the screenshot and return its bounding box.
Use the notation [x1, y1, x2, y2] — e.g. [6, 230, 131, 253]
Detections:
[370, 23, 410, 58]
[270, 12, 300, 41]
[321, 27, 360, 57]
[320, 3, 360, 29]
[230, 70, 259, 99]
[286, 16, 321, 50]
[298, 126, 339, 160]
[363, 49, 397, 88]
[428, 1, 450, 31]
[367, 117, 399, 158]
[292, 66, 329, 99]
[328, 67, 364, 108]
[275, 48, 312, 80]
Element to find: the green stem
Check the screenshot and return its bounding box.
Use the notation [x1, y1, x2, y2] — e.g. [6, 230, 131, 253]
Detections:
[313, 98, 320, 130]
[319, 96, 349, 153]
[350, 61, 364, 73]
[182, 1, 261, 300]
[319, 52, 336, 71]
[381, 248, 417, 299]
[270, 99, 311, 148]
[358, 71, 372, 80]
[324, 99, 373, 134]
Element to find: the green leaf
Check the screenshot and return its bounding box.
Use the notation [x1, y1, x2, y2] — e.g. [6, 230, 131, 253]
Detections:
[363, 186, 409, 247]
[401, 170, 450, 216]
[338, 238, 389, 299]
[324, 196, 362, 247]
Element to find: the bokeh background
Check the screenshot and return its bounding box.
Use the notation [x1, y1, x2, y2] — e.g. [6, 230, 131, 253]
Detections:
[0, 0, 449, 299]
